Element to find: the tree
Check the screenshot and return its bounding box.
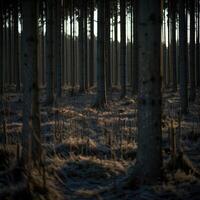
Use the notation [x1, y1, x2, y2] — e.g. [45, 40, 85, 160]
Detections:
[133, 0, 162, 183]
[56, 0, 62, 97]
[89, 0, 94, 87]
[120, 0, 126, 98]
[169, 0, 177, 91]
[94, 0, 107, 108]
[0, 1, 3, 96]
[79, 0, 85, 92]
[14, 0, 20, 92]
[21, 0, 40, 165]
[105, 0, 111, 91]
[189, 0, 196, 101]
[179, 0, 188, 114]
[46, 0, 54, 104]
[132, 0, 138, 95]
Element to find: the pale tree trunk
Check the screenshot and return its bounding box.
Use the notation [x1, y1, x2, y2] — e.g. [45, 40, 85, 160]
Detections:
[120, 0, 126, 98]
[136, 0, 162, 183]
[189, 0, 195, 101]
[46, 0, 54, 104]
[179, 0, 188, 114]
[94, 0, 107, 108]
[21, 0, 38, 165]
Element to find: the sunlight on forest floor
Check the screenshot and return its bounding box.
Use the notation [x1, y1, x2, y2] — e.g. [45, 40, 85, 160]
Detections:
[1, 88, 200, 199]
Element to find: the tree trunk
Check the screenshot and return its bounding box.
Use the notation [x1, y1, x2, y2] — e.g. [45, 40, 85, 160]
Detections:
[56, 0, 62, 97]
[170, 0, 177, 91]
[136, 0, 162, 183]
[79, 0, 85, 92]
[21, 0, 37, 165]
[94, 0, 107, 108]
[84, 0, 88, 91]
[120, 0, 126, 98]
[189, 0, 195, 101]
[89, 0, 94, 87]
[132, 0, 138, 95]
[196, 0, 200, 87]
[179, 0, 188, 114]
[114, 1, 118, 86]
[105, 0, 111, 91]
[14, 0, 20, 92]
[46, 0, 54, 104]
[0, 2, 3, 96]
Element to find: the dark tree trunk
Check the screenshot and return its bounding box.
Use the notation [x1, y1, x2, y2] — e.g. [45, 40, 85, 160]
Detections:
[89, 0, 94, 87]
[0, 2, 3, 96]
[14, 0, 20, 92]
[105, 0, 111, 91]
[21, 0, 38, 165]
[170, 0, 177, 91]
[132, 0, 138, 95]
[179, 0, 188, 114]
[189, 0, 196, 101]
[136, 0, 162, 183]
[120, 0, 126, 98]
[56, 0, 62, 97]
[79, 0, 85, 92]
[94, 0, 107, 108]
[46, 0, 54, 104]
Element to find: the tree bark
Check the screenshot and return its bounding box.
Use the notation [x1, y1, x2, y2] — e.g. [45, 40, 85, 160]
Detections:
[21, 0, 38, 165]
[94, 0, 107, 108]
[179, 0, 188, 114]
[189, 0, 196, 101]
[136, 0, 162, 183]
[46, 0, 54, 104]
[120, 0, 126, 98]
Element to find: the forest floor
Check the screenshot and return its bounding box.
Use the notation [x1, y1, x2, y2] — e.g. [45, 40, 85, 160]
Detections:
[1, 87, 200, 200]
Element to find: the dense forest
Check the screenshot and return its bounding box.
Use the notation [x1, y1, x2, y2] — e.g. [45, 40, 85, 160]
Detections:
[0, 0, 200, 199]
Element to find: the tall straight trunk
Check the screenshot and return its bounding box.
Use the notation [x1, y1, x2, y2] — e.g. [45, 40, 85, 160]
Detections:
[46, 0, 54, 104]
[56, 0, 62, 97]
[120, 0, 126, 98]
[79, 1, 85, 92]
[40, 1, 45, 87]
[179, 0, 188, 114]
[196, 0, 200, 87]
[170, 0, 177, 91]
[89, 0, 94, 87]
[136, 0, 162, 183]
[84, 0, 88, 91]
[167, 0, 171, 87]
[8, 9, 12, 85]
[95, 0, 107, 108]
[114, 1, 118, 86]
[163, 8, 167, 88]
[21, 0, 38, 165]
[14, 0, 20, 91]
[71, 1, 75, 93]
[105, 0, 111, 91]
[132, 0, 138, 95]
[189, 0, 195, 101]
[0, 2, 3, 96]
[32, 4, 41, 164]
